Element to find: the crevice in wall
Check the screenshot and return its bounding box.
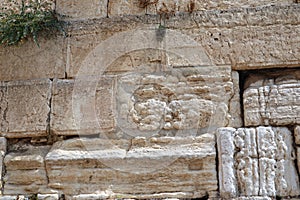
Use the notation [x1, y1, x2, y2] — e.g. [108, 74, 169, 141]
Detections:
[47, 79, 54, 145]
[107, 0, 110, 18]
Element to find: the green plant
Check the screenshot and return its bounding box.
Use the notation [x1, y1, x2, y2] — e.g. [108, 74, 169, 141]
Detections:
[0, 0, 65, 46]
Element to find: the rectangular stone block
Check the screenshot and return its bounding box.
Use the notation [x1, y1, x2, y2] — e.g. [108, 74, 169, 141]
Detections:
[0, 79, 52, 138]
[217, 127, 300, 198]
[0, 35, 65, 82]
[56, 0, 108, 20]
[244, 71, 300, 126]
[45, 134, 217, 197]
[51, 79, 115, 136]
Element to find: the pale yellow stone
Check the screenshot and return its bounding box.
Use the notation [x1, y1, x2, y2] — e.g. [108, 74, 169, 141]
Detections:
[56, 0, 108, 20]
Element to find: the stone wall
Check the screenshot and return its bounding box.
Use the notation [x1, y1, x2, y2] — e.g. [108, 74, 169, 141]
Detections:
[0, 0, 300, 199]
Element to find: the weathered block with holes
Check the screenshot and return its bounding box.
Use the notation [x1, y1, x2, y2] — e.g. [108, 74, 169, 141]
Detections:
[217, 127, 300, 198]
[243, 70, 300, 126]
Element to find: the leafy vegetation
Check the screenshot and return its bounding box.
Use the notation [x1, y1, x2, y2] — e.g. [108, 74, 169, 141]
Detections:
[0, 0, 64, 46]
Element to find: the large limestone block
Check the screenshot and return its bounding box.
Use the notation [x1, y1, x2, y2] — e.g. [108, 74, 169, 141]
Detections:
[0, 79, 52, 138]
[0, 35, 65, 82]
[52, 66, 242, 136]
[56, 0, 108, 20]
[45, 134, 217, 198]
[217, 127, 300, 198]
[244, 71, 300, 126]
[51, 78, 115, 136]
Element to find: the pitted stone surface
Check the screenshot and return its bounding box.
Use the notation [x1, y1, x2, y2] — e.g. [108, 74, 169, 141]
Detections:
[0, 79, 52, 138]
[244, 71, 300, 126]
[217, 127, 300, 198]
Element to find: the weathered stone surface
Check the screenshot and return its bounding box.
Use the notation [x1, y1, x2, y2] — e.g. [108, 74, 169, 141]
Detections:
[108, 0, 145, 17]
[37, 194, 59, 200]
[115, 66, 241, 136]
[45, 134, 217, 197]
[53, 66, 241, 136]
[67, 4, 300, 76]
[0, 79, 52, 138]
[56, 0, 108, 20]
[0, 35, 65, 82]
[217, 127, 300, 198]
[51, 78, 115, 136]
[108, 0, 294, 17]
[295, 126, 300, 145]
[3, 145, 54, 195]
[244, 71, 300, 126]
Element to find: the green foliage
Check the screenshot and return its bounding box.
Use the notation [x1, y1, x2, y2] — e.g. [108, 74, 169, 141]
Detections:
[0, 0, 65, 46]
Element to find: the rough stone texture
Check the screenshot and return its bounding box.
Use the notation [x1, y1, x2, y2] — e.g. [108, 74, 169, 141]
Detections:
[108, 0, 294, 17]
[50, 78, 115, 136]
[217, 127, 300, 198]
[115, 66, 241, 136]
[0, 79, 52, 138]
[66, 4, 300, 76]
[0, 35, 65, 82]
[45, 134, 217, 197]
[37, 194, 59, 200]
[295, 126, 300, 145]
[52, 66, 241, 136]
[3, 145, 54, 195]
[56, 0, 108, 20]
[297, 147, 300, 180]
[243, 70, 300, 126]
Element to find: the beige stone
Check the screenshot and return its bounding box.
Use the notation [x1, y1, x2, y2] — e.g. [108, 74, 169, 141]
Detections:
[108, 0, 145, 17]
[108, 0, 294, 16]
[217, 127, 300, 198]
[0, 79, 52, 138]
[45, 134, 217, 197]
[3, 145, 53, 195]
[0, 35, 65, 82]
[51, 78, 115, 136]
[244, 71, 300, 126]
[56, 0, 108, 20]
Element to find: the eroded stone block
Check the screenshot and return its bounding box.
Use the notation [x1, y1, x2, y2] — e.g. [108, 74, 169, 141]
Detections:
[45, 134, 217, 197]
[56, 0, 108, 20]
[217, 127, 300, 198]
[244, 71, 300, 126]
[0, 79, 52, 138]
